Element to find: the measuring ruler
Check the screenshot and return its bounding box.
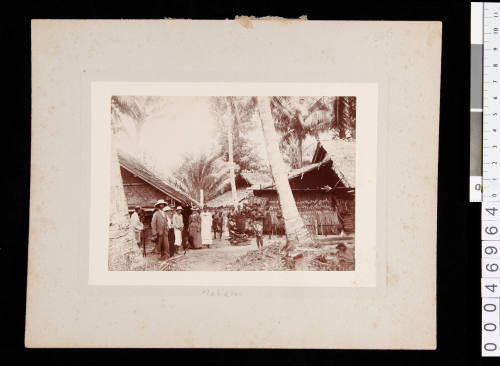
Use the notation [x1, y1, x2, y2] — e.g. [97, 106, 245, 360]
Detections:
[477, 2, 500, 357]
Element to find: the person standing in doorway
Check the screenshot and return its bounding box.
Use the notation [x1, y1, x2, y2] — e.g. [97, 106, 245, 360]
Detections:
[151, 200, 169, 259]
[172, 206, 184, 254]
[130, 205, 144, 248]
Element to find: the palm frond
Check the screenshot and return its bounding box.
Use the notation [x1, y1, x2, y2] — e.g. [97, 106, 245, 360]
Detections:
[173, 153, 230, 202]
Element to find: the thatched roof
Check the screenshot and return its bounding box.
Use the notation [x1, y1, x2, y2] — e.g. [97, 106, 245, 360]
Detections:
[287, 160, 330, 180]
[239, 171, 273, 189]
[311, 139, 355, 188]
[117, 151, 200, 207]
[205, 171, 271, 208]
[205, 188, 250, 208]
[257, 139, 355, 191]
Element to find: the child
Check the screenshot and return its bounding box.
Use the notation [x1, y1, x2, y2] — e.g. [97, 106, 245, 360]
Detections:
[252, 207, 265, 249]
[253, 220, 264, 249]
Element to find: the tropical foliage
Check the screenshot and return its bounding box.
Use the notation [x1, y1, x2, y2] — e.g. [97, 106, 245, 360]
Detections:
[256, 96, 315, 249]
[110, 96, 170, 145]
[173, 153, 228, 203]
[210, 96, 262, 171]
[270, 96, 356, 168]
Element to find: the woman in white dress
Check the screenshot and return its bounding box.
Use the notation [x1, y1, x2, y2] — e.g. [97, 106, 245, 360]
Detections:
[200, 207, 213, 248]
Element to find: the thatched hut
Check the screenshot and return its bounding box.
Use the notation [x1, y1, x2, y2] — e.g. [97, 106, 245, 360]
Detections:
[117, 151, 200, 249]
[253, 139, 355, 236]
[205, 170, 273, 210]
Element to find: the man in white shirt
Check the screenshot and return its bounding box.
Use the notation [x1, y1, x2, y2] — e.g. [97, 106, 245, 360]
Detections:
[130, 206, 144, 248]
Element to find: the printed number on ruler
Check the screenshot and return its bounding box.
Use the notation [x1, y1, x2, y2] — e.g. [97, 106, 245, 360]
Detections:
[483, 258, 500, 278]
[481, 3, 500, 357]
[483, 298, 500, 356]
[482, 221, 500, 240]
[483, 241, 500, 258]
[483, 203, 500, 221]
[483, 278, 500, 297]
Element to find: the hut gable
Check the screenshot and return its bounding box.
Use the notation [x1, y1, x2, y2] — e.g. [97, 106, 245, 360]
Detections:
[206, 171, 273, 208]
[287, 160, 338, 189]
[311, 139, 355, 189]
[117, 151, 200, 209]
[255, 139, 355, 192]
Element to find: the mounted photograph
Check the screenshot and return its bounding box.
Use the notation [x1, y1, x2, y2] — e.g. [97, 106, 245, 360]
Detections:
[109, 95, 356, 272]
[28, 19, 440, 349]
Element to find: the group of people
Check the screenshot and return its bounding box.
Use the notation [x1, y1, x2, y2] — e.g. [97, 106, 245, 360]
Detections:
[223, 203, 280, 249]
[144, 200, 186, 258]
[130, 200, 232, 260]
[187, 207, 229, 249]
[130, 199, 291, 259]
[130, 200, 185, 258]
[227, 204, 285, 239]
[211, 211, 227, 240]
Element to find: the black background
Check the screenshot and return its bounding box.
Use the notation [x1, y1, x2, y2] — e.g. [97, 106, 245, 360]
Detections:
[0, 1, 484, 364]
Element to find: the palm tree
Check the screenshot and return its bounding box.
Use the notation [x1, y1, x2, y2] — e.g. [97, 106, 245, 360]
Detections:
[111, 96, 146, 145]
[331, 96, 356, 139]
[111, 96, 168, 150]
[174, 153, 229, 203]
[226, 98, 239, 210]
[209, 97, 239, 209]
[271, 96, 356, 167]
[109, 95, 165, 270]
[210, 96, 258, 210]
[257, 97, 315, 249]
[108, 139, 144, 270]
[270, 96, 328, 168]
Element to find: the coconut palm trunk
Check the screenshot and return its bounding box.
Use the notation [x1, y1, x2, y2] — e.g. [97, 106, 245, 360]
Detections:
[108, 140, 144, 270]
[226, 98, 239, 210]
[256, 96, 315, 249]
[296, 135, 303, 168]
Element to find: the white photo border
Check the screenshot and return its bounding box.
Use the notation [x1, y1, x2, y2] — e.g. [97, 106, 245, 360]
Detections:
[89, 82, 378, 287]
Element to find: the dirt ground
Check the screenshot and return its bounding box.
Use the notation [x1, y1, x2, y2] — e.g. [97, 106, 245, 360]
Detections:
[142, 236, 257, 271]
[140, 234, 355, 271]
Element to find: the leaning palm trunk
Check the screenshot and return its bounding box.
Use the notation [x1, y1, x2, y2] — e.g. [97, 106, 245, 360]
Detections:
[226, 98, 239, 210]
[108, 140, 144, 270]
[257, 97, 315, 249]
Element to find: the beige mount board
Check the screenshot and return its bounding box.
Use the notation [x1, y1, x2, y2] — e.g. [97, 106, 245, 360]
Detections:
[27, 19, 441, 349]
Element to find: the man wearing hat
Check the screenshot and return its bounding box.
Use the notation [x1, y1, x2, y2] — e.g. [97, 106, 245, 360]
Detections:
[151, 199, 169, 258]
[130, 205, 144, 248]
[172, 206, 185, 254]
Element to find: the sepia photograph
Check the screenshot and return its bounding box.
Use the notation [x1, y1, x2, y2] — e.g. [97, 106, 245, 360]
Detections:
[27, 18, 441, 349]
[109, 95, 356, 272]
